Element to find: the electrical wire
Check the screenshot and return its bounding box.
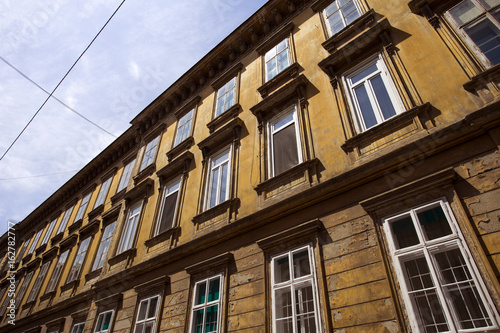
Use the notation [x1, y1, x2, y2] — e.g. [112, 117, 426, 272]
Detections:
[0, 170, 79, 181]
[0, 56, 117, 138]
[0, 0, 127, 163]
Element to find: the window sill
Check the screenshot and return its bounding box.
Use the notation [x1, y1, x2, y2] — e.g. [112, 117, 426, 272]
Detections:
[207, 104, 242, 134]
[21, 253, 33, 264]
[40, 290, 55, 302]
[157, 151, 194, 185]
[59, 233, 78, 251]
[257, 62, 300, 98]
[133, 163, 156, 186]
[68, 219, 83, 235]
[85, 267, 102, 282]
[255, 158, 320, 203]
[42, 246, 58, 261]
[192, 198, 240, 233]
[61, 279, 79, 293]
[35, 244, 47, 256]
[321, 9, 376, 54]
[79, 219, 100, 238]
[341, 102, 432, 158]
[166, 136, 195, 162]
[50, 232, 64, 246]
[22, 300, 36, 310]
[88, 204, 104, 221]
[145, 226, 181, 248]
[463, 63, 500, 104]
[110, 188, 126, 205]
[108, 248, 137, 266]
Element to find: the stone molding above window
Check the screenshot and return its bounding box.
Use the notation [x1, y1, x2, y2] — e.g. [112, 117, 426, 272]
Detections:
[42, 246, 58, 262]
[408, 0, 500, 104]
[134, 275, 169, 295]
[101, 203, 122, 223]
[87, 204, 105, 221]
[133, 162, 156, 185]
[318, 18, 428, 161]
[108, 247, 137, 266]
[251, 74, 320, 205]
[166, 136, 195, 162]
[157, 151, 194, 186]
[124, 178, 154, 205]
[198, 118, 244, 161]
[257, 62, 301, 98]
[79, 219, 100, 239]
[67, 219, 83, 235]
[207, 103, 242, 134]
[258, 219, 324, 252]
[185, 252, 234, 276]
[59, 234, 78, 251]
[46, 317, 66, 333]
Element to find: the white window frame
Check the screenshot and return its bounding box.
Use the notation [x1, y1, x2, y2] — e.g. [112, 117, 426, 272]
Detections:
[267, 105, 303, 178]
[117, 158, 136, 193]
[265, 37, 292, 81]
[383, 199, 500, 333]
[75, 191, 93, 222]
[134, 294, 161, 333]
[345, 54, 404, 133]
[27, 229, 43, 255]
[174, 108, 195, 147]
[189, 274, 224, 333]
[117, 202, 142, 254]
[57, 205, 74, 235]
[205, 146, 232, 210]
[271, 244, 322, 333]
[16, 237, 30, 263]
[140, 135, 161, 171]
[446, 0, 500, 67]
[26, 260, 51, 303]
[215, 76, 237, 117]
[323, 0, 362, 37]
[71, 322, 86, 333]
[41, 218, 57, 246]
[45, 249, 69, 293]
[155, 177, 182, 236]
[15, 270, 34, 305]
[92, 221, 116, 271]
[67, 237, 91, 282]
[94, 176, 113, 209]
[94, 309, 115, 333]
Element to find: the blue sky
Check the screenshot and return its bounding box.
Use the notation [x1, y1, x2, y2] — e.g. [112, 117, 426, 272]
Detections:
[0, 0, 268, 236]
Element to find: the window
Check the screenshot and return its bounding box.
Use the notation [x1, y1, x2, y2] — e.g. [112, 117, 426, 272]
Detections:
[67, 237, 91, 282]
[57, 206, 75, 235]
[92, 222, 116, 270]
[268, 106, 302, 177]
[155, 177, 181, 235]
[345, 55, 404, 132]
[271, 245, 321, 333]
[15, 270, 34, 305]
[26, 260, 51, 303]
[117, 159, 136, 193]
[174, 108, 195, 146]
[265, 38, 291, 81]
[27, 229, 43, 255]
[215, 76, 237, 117]
[134, 294, 161, 333]
[189, 275, 223, 333]
[41, 218, 57, 246]
[45, 249, 69, 293]
[383, 200, 500, 332]
[16, 238, 30, 263]
[447, 0, 500, 66]
[71, 322, 85, 333]
[206, 147, 231, 210]
[94, 310, 114, 333]
[117, 202, 142, 254]
[140, 135, 160, 171]
[323, 0, 361, 36]
[0, 281, 15, 316]
[94, 177, 113, 208]
[75, 191, 92, 221]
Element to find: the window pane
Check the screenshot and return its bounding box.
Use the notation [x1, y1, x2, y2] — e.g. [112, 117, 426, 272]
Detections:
[135, 323, 144, 333]
[293, 250, 311, 278]
[370, 75, 397, 120]
[450, 0, 483, 25]
[465, 17, 500, 65]
[158, 191, 178, 234]
[417, 206, 452, 240]
[219, 163, 228, 204]
[209, 168, 219, 209]
[205, 305, 218, 332]
[192, 309, 204, 333]
[295, 284, 317, 333]
[275, 255, 290, 283]
[148, 296, 158, 319]
[478, 0, 500, 9]
[404, 258, 449, 332]
[354, 84, 378, 129]
[273, 123, 299, 175]
[275, 287, 293, 319]
[434, 249, 493, 329]
[390, 215, 419, 249]
[137, 300, 148, 321]
[103, 312, 112, 329]
[351, 63, 377, 84]
[195, 282, 207, 305]
[208, 278, 220, 302]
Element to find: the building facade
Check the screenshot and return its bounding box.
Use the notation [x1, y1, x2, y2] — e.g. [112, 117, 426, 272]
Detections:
[0, 0, 499, 332]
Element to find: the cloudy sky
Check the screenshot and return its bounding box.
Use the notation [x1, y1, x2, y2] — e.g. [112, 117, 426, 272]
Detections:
[0, 0, 268, 236]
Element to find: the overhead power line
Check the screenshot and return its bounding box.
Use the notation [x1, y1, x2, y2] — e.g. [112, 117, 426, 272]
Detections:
[0, 170, 79, 181]
[0, 0, 127, 163]
[0, 56, 117, 138]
